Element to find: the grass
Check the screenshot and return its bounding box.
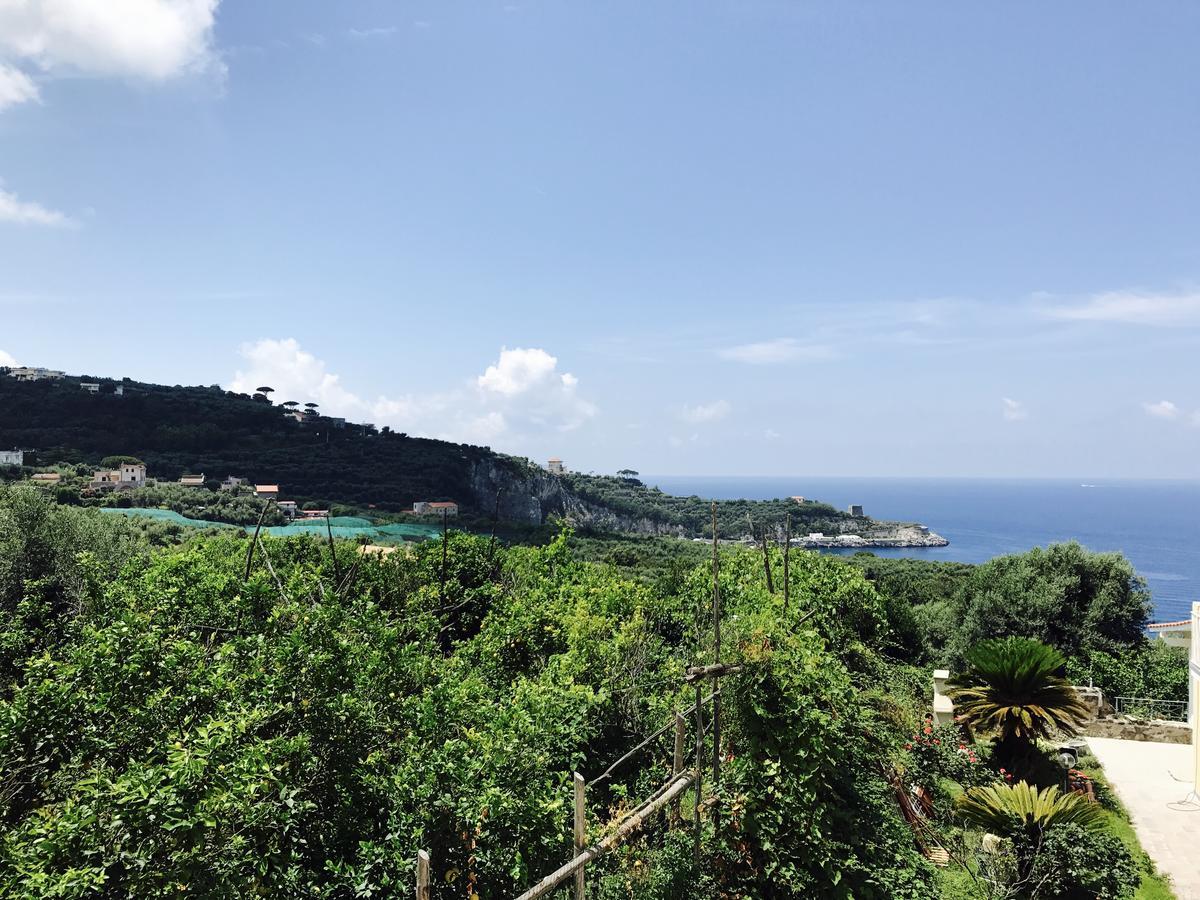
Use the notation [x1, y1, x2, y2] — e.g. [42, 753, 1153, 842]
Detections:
[1076, 757, 1177, 900]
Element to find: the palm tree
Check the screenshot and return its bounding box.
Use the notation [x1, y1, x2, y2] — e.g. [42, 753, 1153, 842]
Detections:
[948, 637, 1092, 772]
[956, 781, 1106, 836]
[957, 782, 1106, 890]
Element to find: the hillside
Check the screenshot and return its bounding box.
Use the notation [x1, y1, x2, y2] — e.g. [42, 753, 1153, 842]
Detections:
[0, 370, 927, 539]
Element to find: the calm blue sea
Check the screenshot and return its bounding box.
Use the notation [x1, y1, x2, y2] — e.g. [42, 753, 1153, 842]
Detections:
[645, 477, 1200, 623]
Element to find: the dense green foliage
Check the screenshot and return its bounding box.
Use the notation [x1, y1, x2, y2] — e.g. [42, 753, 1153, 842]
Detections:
[0, 485, 939, 899]
[849, 548, 1182, 706]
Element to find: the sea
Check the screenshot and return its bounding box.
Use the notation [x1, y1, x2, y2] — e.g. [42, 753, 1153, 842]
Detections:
[645, 477, 1200, 624]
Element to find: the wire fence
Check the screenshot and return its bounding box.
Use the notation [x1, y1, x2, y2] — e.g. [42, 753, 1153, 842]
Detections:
[1113, 696, 1189, 721]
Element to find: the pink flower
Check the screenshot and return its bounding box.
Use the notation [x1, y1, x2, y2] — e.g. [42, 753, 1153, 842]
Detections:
[923, 726, 932, 735]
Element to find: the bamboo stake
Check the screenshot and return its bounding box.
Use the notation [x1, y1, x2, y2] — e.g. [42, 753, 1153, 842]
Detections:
[759, 526, 774, 594]
[782, 513, 791, 617]
[325, 513, 342, 587]
[416, 849, 430, 900]
[693, 681, 703, 861]
[574, 773, 586, 900]
[710, 503, 722, 805]
[440, 508, 449, 601]
[244, 500, 270, 581]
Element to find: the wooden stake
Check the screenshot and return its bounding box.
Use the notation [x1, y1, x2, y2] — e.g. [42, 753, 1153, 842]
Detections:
[693, 681, 704, 860]
[325, 513, 342, 587]
[244, 500, 270, 581]
[782, 513, 791, 617]
[440, 508, 449, 601]
[711, 503, 722, 801]
[760, 527, 774, 594]
[574, 772, 586, 900]
[416, 849, 430, 900]
[672, 711, 685, 822]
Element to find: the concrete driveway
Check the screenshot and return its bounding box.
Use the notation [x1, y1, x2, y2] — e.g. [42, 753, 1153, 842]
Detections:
[1086, 737, 1200, 900]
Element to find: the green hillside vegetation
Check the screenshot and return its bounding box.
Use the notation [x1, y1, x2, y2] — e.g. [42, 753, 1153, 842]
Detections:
[0, 374, 496, 513]
[562, 472, 860, 536]
[0, 484, 1173, 898]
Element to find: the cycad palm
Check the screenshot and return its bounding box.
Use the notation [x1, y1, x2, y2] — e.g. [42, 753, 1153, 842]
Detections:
[948, 637, 1091, 770]
[956, 781, 1106, 836]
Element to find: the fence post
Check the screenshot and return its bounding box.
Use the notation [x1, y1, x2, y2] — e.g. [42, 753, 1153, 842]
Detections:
[574, 772, 586, 900]
[416, 849, 430, 900]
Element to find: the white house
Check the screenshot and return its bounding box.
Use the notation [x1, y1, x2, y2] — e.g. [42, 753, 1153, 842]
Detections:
[80, 383, 100, 393]
[8, 367, 64, 382]
[0, 449, 23, 466]
[547, 457, 565, 474]
[220, 476, 248, 491]
[90, 462, 147, 489]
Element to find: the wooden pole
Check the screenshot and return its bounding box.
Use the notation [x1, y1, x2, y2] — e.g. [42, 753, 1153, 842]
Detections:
[574, 772, 586, 900]
[672, 711, 685, 821]
[759, 527, 774, 594]
[693, 681, 704, 860]
[244, 500, 270, 581]
[416, 849, 430, 900]
[782, 513, 791, 618]
[440, 508, 449, 601]
[513, 774, 695, 900]
[711, 503, 722, 807]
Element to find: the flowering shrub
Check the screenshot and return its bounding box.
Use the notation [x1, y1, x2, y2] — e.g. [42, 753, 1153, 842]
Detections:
[904, 714, 995, 809]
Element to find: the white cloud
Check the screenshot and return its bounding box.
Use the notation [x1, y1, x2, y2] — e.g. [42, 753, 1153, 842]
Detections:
[718, 337, 835, 365]
[0, 349, 18, 366]
[0, 185, 73, 226]
[0, 0, 221, 117]
[1002, 398, 1027, 422]
[680, 400, 731, 424]
[0, 62, 38, 109]
[477, 347, 561, 396]
[229, 339, 595, 447]
[0, 1, 221, 81]
[1143, 400, 1180, 420]
[348, 26, 398, 39]
[1043, 290, 1200, 327]
[764, 428, 781, 440]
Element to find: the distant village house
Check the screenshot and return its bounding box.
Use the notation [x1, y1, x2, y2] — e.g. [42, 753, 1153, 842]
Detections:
[91, 462, 147, 490]
[0, 449, 24, 466]
[31, 472, 61, 484]
[547, 457, 565, 474]
[277, 500, 298, 519]
[80, 382, 100, 393]
[255, 484, 280, 499]
[220, 476, 248, 491]
[412, 500, 458, 516]
[178, 474, 206, 488]
[848, 504, 865, 517]
[300, 509, 330, 519]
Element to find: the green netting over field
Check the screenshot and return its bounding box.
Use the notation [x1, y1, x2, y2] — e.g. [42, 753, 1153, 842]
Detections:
[99, 508, 439, 541]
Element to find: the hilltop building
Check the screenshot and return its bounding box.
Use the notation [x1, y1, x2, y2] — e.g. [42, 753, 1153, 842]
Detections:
[7, 367, 64, 382]
[790, 496, 806, 504]
[547, 457, 564, 474]
[0, 449, 23, 466]
[80, 382, 100, 393]
[849, 504, 865, 517]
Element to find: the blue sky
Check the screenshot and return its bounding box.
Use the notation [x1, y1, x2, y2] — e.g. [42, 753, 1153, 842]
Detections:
[3, 1, 1200, 477]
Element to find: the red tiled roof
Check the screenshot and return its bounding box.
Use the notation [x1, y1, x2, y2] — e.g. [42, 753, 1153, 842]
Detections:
[1148, 619, 1191, 629]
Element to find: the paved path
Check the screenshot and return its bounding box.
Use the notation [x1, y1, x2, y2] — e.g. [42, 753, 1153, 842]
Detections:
[1086, 737, 1200, 899]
